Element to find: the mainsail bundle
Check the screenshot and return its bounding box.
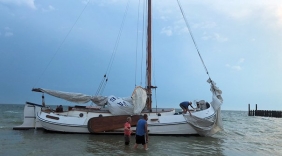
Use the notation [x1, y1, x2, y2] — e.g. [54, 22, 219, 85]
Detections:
[32, 86, 147, 115]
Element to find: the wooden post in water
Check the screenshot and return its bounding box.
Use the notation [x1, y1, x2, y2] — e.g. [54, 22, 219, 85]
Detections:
[255, 104, 257, 116]
[248, 104, 282, 118]
[248, 104, 250, 116]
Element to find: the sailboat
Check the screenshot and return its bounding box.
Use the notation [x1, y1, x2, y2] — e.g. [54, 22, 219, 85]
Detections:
[13, 0, 223, 136]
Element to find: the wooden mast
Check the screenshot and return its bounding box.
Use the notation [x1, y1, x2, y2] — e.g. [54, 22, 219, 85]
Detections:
[146, 0, 152, 111]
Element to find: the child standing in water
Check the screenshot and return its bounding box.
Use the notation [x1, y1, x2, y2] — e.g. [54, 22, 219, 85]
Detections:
[124, 117, 132, 145]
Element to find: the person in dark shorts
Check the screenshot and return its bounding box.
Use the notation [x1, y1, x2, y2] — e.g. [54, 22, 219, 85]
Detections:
[134, 114, 149, 150]
[179, 101, 194, 115]
[124, 117, 132, 145]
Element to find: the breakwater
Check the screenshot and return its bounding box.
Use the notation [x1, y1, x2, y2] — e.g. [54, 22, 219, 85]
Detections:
[248, 104, 282, 118]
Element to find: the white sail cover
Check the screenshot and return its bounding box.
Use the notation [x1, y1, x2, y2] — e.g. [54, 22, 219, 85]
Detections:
[107, 86, 147, 115]
[131, 86, 147, 114]
[107, 96, 134, 115]
[184, 79, 223, 136]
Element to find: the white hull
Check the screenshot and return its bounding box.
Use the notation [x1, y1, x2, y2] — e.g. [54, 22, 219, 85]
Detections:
[38, 113, 89, 133]
[14, 102, 216, 135]
[38, 110, 199, 135]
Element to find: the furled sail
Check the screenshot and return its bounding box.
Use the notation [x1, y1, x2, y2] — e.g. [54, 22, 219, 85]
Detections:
[32, 86, 147, 114]
[183, 79, 223, 136]
[32, 88, 107, 105]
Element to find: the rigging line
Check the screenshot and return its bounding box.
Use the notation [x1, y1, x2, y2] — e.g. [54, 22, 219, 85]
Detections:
[96, 0, 130, 95]
[105, 0, 131, 77]
[151, 1, 157, 89]
[95, 74, 106, 96]
[154, 88, 158, 114]
[33, 0, 91, 88]
[177, 0, 210, 77]
[140, 0, 146, 86]
[95, 79, 104, 95]
[135, 0, 141, 87]
[100, 78, 108, 95]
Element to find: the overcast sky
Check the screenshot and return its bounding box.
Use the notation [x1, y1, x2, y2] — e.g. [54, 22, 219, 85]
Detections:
[1, 0, 282, 111]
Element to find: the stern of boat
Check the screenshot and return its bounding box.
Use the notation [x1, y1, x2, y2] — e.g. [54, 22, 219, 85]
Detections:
[13, 102, 43, 130]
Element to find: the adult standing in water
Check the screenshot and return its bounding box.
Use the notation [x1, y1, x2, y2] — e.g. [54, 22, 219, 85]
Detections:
[134, 114, 149, 150]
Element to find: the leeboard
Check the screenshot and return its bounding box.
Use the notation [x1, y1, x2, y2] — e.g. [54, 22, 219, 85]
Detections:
[87, 115, 141, 133]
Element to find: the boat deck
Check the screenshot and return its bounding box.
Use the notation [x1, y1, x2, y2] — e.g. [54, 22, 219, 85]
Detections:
[68, 106, 175, 114]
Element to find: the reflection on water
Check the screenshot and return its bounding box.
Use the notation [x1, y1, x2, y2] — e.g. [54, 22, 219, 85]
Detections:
[86, 134, 146, 155]
[86, 134, 225, 156]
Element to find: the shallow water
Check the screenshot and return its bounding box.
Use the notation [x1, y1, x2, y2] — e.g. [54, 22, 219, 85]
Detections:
[1, 104, 282, 156]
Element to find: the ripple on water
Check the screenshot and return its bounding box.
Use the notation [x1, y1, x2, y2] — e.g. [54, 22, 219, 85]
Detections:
[1, 107, 282, 156]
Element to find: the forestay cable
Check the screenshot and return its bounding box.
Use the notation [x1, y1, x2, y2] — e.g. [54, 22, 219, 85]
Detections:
[134, 0, 142, 87]
[177, 0, 211, 79]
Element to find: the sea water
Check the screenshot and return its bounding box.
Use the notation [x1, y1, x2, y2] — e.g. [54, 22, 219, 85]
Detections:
[1, 104, 282, 156]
